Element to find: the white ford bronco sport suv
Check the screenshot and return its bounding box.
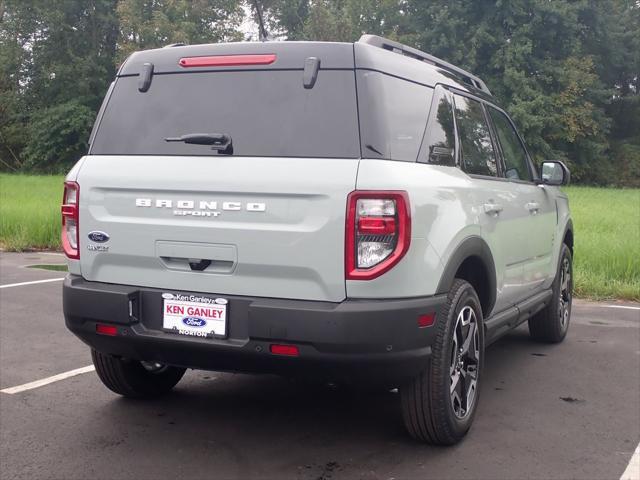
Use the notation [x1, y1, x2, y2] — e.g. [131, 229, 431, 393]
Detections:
[62, 35, 573, 445]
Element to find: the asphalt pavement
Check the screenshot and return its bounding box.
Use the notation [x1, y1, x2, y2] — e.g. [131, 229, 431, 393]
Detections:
[0, 251, 638, 480]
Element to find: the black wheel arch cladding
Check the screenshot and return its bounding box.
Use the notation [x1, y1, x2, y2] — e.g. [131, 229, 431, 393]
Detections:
[436, 236, 497, 318]
[562, 219, 574, 253]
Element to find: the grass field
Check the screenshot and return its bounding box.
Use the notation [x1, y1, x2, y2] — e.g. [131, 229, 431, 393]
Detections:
[0, 174, 63, 252]
[564, 186, 639, 301]
[0, 174, 638, 300]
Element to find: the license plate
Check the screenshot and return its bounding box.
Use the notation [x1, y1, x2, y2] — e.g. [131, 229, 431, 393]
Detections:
[162, 293, 227, 338]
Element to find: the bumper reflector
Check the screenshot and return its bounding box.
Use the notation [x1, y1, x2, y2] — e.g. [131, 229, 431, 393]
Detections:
[418, 313, 436, 328]
[270, 344, 299, 357]
[96, 324, 118, 336]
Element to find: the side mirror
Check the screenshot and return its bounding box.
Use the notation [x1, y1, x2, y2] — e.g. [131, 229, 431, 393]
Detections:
[539, 161, 570, 186]
[428, 145, 455, 166]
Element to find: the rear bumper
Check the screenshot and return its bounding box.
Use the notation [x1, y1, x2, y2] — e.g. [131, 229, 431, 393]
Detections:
[63, 275, 447, 386]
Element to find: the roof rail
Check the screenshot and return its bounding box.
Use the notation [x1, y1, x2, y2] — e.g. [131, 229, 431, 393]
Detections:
[164, 43, 186, 48]
[357, 34, 491, 95]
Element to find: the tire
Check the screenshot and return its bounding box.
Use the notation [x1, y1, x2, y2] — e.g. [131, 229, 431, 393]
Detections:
[91, 349, 186, 398]
[528, 243, 573, 343]
[400, 279, 484, 445]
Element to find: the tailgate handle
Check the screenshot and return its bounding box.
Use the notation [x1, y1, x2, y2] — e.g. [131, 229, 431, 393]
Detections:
[156, 242, 237, 274]
[188, 259, 212, 271]
[159, 256, 234, 273]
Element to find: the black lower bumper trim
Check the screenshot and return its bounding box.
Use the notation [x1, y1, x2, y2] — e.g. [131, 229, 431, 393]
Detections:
[63, 275, 447, 386]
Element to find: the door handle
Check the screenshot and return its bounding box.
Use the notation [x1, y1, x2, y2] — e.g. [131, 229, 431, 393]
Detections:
[188, 259, 212, 271]
[526, 202, 540, 214]
[483, 203, 503, 215]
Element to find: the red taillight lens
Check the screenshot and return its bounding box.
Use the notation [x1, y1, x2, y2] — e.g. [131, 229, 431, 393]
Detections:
[346, 191, 411, 280]
[357, 217, 396, 234]
[270, 344, 300, 356]
[179, 54, 277, 68]
[61, 181, 79, 259]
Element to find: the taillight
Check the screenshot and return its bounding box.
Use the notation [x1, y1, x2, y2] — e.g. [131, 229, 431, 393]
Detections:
[179, 54, 277, 68]
[345, 191, 410, 280]
[61, 181, 79, 259]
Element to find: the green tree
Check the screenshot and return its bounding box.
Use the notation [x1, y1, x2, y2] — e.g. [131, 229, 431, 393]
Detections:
[0, 0, 118, 171]
[258, 0, 404, 41]
[0, 0, 244, 172]
[0, 0, 41, 170]
[22, 100, 95, 172]
[117, 0, 244, 61]
[263, 0, 639, 186]
[1, 0, 638, 184]
[397, 0, 615, 182]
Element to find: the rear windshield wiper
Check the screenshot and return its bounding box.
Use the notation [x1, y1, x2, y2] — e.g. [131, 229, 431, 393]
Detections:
[165, 133, 233, 154]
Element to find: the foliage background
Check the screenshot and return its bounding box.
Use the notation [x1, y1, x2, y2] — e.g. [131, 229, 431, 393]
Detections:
[0, 0, 639, 186]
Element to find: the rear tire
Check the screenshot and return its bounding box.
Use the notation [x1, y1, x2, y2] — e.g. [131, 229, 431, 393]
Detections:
[400, 279, 484, 445]
[91, 349, 186, 398]
[528, 244, 573, 343]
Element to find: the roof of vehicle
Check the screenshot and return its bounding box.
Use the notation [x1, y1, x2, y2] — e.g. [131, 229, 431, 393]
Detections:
[117, 35, 493, 103]
[358, 35, 491, 95]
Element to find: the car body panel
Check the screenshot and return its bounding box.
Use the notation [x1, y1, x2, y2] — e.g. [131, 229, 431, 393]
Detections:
[76, 155, 359, 302]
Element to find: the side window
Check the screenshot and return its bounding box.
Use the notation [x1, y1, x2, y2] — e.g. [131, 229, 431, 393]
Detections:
[452, 94, 497, 177]
[488, 108, 533, 181]
[356, 71, 432, 162]
[420, 85, 456, 166]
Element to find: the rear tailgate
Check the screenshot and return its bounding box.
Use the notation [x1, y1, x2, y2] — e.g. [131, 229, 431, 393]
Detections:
[78, 41, 360, 302]
[77, 156, 358, 301]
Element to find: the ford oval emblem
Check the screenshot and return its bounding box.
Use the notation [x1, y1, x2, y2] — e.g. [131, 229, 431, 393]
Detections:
[182, 317, 207, 328]
[88, 231, 110, 243]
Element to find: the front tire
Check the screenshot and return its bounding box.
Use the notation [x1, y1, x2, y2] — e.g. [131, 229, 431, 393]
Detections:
[400, 279, 484, 445]
[91, 349, 186, 398]
[528, 244, 573, 343]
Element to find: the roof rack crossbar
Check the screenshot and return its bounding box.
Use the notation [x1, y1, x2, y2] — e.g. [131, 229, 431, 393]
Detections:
[357, 34, 491, 95]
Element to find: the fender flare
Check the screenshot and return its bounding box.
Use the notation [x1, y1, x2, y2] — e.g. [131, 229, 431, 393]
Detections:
[562, 219, 574, 252]
[436, 236, 497, 316]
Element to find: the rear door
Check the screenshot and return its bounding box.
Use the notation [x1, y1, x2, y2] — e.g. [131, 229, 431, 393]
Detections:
[451, 93, 531, 311]
[487, 106, 556, 291]
[78, 44, 360, 302]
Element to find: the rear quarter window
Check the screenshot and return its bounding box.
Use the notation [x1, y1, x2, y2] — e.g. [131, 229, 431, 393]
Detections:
[419, 85, 456, 166]
[91, 69, 360, 158]
[356, 71, 432, 162]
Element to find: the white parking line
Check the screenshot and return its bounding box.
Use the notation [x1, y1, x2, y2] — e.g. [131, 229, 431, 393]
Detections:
[599, 305, 640, 311]
[620, 443, 640, 480]
[0, 365, 95, 394]
[0, 277, 65, 289]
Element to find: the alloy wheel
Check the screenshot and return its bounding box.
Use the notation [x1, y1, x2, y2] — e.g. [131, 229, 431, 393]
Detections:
[559, 256, 572, 330]
[449, 305, 480, 419]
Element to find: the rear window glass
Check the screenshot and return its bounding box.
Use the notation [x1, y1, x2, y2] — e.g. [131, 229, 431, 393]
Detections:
[91, 70, 360, 158]
[356, 71, 432, 162]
